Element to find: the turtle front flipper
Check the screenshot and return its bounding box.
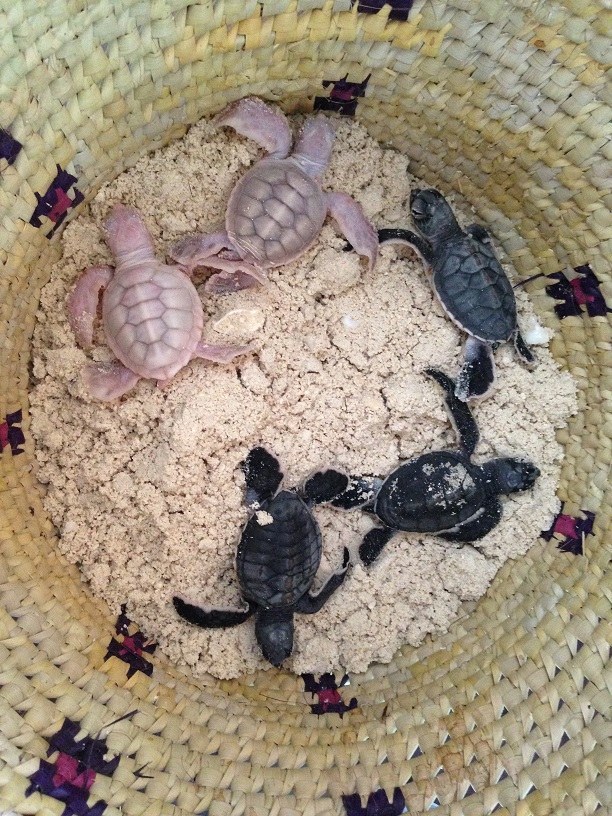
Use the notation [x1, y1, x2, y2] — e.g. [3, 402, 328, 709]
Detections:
[201, 256, 268, 294]
[425, 368, 479, 457]
[358, 527, 396, 566]
[67, 264, 114, 348]
[455, 336, 496, 402]
[167, 230, 234, 276]
[241, 447, 284, 509]
[330, 475, 383, 510]
[214, 97, 293, 160]
[172, 596, 255, 628]
[437, 499, 503, 543]
[377, 228, 435, 265]
[300, 469, 349, 506]
[514, 329, 536, 366]
[295, 548, 350, 613]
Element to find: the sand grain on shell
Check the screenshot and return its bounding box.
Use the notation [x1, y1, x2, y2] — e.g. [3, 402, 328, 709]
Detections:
[30, 115, 577, 679]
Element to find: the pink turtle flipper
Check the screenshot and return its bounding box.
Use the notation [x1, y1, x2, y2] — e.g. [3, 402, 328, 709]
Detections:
[168, 230, 234, 275]
[326, 192, 378, 273]
[193, 342, 252, 364]
[104, 205, 156, 269]
[67, 265, 113, 348]
[83, 361, 140, 401]
[214, 98, 293, 159]
[201, 256, 268, 294]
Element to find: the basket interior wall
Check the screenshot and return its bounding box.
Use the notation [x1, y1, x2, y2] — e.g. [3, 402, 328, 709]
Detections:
[0, 2, 610, 815]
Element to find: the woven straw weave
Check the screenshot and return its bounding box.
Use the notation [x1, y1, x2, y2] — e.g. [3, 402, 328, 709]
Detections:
[1, 1, 610, 814]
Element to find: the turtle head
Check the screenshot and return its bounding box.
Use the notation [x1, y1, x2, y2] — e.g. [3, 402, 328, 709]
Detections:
[409, 188, 461, 245]
[255, 608, 294, 667]
[482, 458, 540, 495]
[293, 115, 335, 179]
[104, 204, 156, 268]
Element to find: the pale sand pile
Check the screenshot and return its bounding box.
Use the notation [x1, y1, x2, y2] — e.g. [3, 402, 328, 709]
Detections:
[30, 115, 577, 679]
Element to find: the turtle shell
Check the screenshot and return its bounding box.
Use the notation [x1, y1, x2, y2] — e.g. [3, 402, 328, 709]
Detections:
[432, 236, 517, 343]
[237, 490, 322, 608]
[226, 158, 327, 268]
[374, 451, 486, 533]
[103, 263, 203, 381]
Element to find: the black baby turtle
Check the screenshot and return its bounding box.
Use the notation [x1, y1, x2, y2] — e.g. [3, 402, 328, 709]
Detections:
[173, 447, 350, 667]
[378, 188, 536, 401]
[331, 369, 540, 565]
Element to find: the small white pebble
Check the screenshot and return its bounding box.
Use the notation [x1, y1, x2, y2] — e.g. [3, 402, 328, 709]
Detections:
[523, 315, 553, 346]
[342, 314, 360, 331]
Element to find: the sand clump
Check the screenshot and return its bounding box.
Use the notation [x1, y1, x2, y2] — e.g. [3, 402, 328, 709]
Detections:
[30, 114, 577, 679]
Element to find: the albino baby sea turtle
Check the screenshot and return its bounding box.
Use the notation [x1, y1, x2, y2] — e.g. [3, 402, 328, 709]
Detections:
[332, 369, 540, 565]
[173, 447, 351, 667]
[67, 205, 250, 400]
[168, 97, 378, 293]
[378, 188, 536, 401]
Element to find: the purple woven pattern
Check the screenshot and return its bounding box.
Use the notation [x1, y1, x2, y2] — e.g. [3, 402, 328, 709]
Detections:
[47, 719, 120, 777]
[0, 127, 22, 165]
[343, 787, 408, 814]
[29, 164, 84, 237]
[352, 1, 413, 22]
[24, 714, 125, 814]
[26, 760, 107, 815]
[544, 264, 610, 318]
[0, 409, 25, 455]
[104, 604, 156, 678]
[541, 503, 595, 555]
[314, 74, 371, 116]
[302, 673, 358, 716]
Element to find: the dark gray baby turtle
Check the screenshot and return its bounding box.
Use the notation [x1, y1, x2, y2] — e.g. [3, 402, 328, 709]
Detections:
[168, 97, 378, 293]
[378, 188, 536, 401]
[331, 369, 540, 565]
[172, 447, 350, 667]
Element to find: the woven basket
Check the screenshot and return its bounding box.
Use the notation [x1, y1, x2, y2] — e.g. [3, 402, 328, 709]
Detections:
[1, 2, 610, 814]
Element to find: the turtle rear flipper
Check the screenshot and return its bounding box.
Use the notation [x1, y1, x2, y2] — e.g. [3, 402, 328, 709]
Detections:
[241, 447, 284, 509]
[437, 499, 502, 543]
[358, 527, 395, 566]
[330, 475, 383, 510]
[295, 548, 350, 613]
[173, 597, 254, 628]
[514, 329, 536, 366]
[301, 469, 349, 505]
[455, 337, 496, 403]
[425, 368, 479, 457]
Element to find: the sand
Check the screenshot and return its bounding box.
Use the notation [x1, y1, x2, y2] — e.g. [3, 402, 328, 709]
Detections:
[30, 113, 577, 679]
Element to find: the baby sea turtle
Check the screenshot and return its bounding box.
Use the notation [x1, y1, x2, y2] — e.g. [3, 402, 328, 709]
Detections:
[378, 188, 535, 401]
[169, 97, 378, 293]
[332, 369, 540, 565]
[173, 447, 351, 667]
[68, 204, 249, 400]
